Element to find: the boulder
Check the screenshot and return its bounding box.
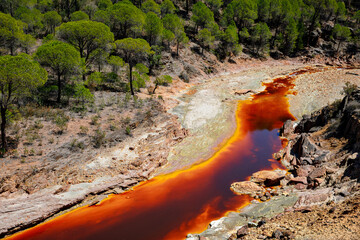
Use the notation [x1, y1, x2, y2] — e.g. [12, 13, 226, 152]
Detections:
[251, 170, 286, 186]
[289, 176, 308, 185]
[294, 188, 331, 207]
[295, 183, 307, 190]
[237, 226, 249, 238]
[230, 181, 264, 195]
[279, 120, 293, 137]
[308, 167, 326, 181]
[296, 165, 315, 177]
[312, 151, 331, 164]
[292, 134, 319, 158]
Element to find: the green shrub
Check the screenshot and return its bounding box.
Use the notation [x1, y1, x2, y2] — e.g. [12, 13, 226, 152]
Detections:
[125, 126, 131, 135]
[73, 83, 94, 112]
[79, 125, 89, 135]
[91, 115, 100, 125]
[342, 82, 357, 96]
[92, 128, 106, 148]
[85, 72, 103, 91]
[53, 113, 69, 134]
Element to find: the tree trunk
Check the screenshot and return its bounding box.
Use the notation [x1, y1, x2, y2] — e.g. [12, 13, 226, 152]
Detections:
[10, 45, 14, 56]
[177, 40, 180, 56]
[129, 64, 135, 95]
[337, 40, 342, 53]
[152, 83, 158, 94]
[1, 105, 7, 151]
[57, 73, 62, 103]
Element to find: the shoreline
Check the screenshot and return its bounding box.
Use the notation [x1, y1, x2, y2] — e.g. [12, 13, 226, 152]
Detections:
[2, 62, 359, 239]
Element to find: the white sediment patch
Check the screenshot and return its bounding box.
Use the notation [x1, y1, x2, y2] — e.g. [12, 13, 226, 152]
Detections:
[183, 89, 222, 130]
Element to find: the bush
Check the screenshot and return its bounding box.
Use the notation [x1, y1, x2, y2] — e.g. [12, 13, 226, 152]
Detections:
[73, 83, 94, 112]
[91, 115, 100, 125]
[85, 72, 103, 91]
[92, 128, 106, 148]
[79, 126, 89, 135]
[53, 113, 69, 134]
[70, 139, 85, 150]
[342, 81, 357, 96]
[125, 126, 131, 135]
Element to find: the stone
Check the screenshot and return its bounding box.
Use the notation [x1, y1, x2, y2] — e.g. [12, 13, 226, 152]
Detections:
[237, 226, 249, 237]
[295, 183, 307, 190]
[294, 188, 331, 208]
[273, 152, 283, 160]
[234, 89, 257, 95]
[227, 233, 237, 240]
[258, 219, 266, 227]
[313, 151, 331, 164]
[300, 157, 312, 165]
[279, 120, 294, 137]
[251, 170, 286, 187]
[230, 181, 264, 195]
[314, 178, 324, 184]
[325, 167, 338, 174]
[329, 206, 336, 213]
[248, 222, 257, 228]
[292, 134, 319, 158]
[289, 176, 308, 185]
[296, 165, 315, 177]
[308, 167, 326, 181]
[273, 229, 283, 239]
[265, 192, 271, 199]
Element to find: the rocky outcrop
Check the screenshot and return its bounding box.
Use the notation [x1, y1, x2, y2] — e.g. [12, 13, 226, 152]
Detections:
[0, 175, 139, 238]
[250, 170, 287, 187]
[193, 89, 360, 240]
[230, 181, 264, 195]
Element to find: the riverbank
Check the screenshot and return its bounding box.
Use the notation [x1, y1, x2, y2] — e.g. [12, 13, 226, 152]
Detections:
[186, 67, 360, 240]
[1, 61, 359, 239]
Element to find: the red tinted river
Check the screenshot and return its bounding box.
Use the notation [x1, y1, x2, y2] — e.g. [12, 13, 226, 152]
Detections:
[7, 68, 317, 240]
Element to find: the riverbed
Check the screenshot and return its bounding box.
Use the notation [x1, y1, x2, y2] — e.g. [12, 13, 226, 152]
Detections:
[6, 67, 320, 240]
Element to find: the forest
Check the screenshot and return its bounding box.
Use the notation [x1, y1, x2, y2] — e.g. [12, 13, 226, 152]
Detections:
[0, 0, 359, 152]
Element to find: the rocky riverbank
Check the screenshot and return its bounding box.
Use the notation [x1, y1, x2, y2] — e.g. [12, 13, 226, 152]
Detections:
[0, 60, 301, 238]
[189, 86, 360, 240]
[1, 62, 359, 239]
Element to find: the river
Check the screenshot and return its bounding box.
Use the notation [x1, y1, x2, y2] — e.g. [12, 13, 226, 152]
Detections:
[7, 69, 308, 240]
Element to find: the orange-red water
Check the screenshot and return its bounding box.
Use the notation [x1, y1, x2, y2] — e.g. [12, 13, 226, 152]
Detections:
[7, 69, 313, 240]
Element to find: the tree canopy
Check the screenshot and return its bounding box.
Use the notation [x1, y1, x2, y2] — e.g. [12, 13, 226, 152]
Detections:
[115, 38, 152, 95]
[332, 24, 351, 53]
[108, 2, 145, 39]
[144, 12, 163, 45]
[56, 20, 114, 67]
[35, 40, 81, 103]
[191, 2, 215, 31]
[0, 54, 47, 149]
[163, 14, 188, 55]
[43, 11, 62, 34]
[0, 12, 28, 55]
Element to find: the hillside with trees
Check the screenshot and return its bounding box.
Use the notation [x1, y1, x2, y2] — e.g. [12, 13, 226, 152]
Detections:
[0, 0, 358, 116]
[0, 0, 358, 186]
[0, 0, 360, 238]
